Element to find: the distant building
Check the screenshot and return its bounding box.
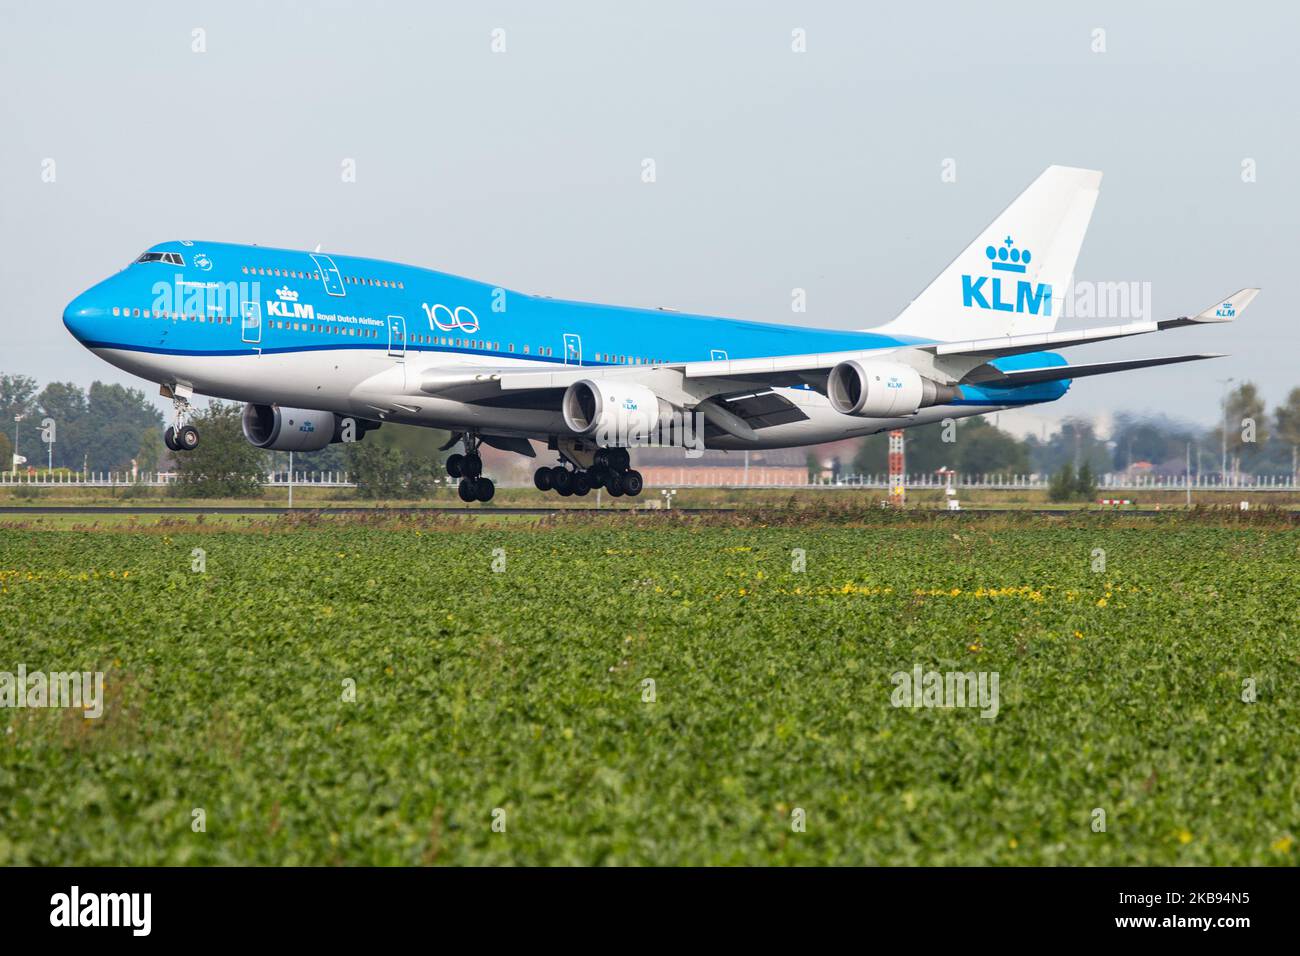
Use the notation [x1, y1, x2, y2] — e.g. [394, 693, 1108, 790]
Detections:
[629, 447, 808, 486]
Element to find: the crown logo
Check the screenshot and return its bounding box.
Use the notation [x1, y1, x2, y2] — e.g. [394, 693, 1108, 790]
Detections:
[275, 286, 299, 302]
[985, 235, 1032, 274]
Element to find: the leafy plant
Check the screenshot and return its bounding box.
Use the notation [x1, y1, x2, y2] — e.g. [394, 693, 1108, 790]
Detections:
[1047, 462, 1076, 502]
[170, 401, 265, 498]
[0, 516, 1295, 865]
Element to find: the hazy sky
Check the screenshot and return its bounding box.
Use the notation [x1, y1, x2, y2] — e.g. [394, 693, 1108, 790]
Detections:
[2, 0, 1296, 430]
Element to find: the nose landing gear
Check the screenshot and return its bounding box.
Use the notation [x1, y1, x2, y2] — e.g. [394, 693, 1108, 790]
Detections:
[162, 388, 199, 452]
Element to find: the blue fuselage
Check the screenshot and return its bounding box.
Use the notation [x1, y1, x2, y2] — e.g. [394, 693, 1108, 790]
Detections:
[62, 240, 1068, 444]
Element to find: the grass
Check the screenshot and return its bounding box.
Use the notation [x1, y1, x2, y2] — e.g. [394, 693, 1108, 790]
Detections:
[0, 511, 1296, 864]
[3, 482, 1299, 511]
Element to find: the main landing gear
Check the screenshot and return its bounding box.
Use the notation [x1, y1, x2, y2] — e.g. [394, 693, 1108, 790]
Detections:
[162, 390, 199, 452]
[445, 434, 495, 503]
[533, 447, 643, 498]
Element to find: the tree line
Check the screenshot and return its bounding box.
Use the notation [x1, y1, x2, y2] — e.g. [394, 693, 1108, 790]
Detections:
[6, 371, 1300, 496]
[0, 372, 446, 498]
[0, 373, 163, 473]
[852, 383, 1300, 481]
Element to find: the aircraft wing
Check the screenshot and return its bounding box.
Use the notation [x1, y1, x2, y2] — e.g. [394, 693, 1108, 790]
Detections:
[962, 353, 1226, 387]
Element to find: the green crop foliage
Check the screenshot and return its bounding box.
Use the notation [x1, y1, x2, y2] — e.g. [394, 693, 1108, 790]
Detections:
[0, 515, 1296, 865]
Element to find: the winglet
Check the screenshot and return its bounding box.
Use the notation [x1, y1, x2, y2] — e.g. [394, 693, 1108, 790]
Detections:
[1192, 288, 1259, 323]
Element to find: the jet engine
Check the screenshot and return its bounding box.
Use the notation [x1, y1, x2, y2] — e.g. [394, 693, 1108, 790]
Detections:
[562, 380, 671, 443]
[826, 361, 958, 417]
[241, 404, 377, 451]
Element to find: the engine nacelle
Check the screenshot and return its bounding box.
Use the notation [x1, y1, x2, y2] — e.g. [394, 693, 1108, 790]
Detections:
[562, 380, 669, 443]
[826, 361, 957, 418]
[241, 404, 351, 452]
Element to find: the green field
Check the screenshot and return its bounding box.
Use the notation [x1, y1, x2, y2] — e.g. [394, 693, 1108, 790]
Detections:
[0, 511, 1296, 865]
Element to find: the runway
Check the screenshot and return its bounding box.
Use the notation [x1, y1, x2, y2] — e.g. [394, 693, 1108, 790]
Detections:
[0, 505, 1197, 517]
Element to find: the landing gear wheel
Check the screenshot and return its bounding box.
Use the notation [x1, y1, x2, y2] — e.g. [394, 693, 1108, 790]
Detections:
[610, 448, 631, 472]
[165, 390, 195, 453]
[474, 477, 495, 502]
[606, 472, 625, 497]
[589, 465, 610, 489]
[533, 467, 553, 491]
[553, 469, 574, 496]
[461, 453, 483, 479]
[572, 472, 592, 496]
[457, 478, 476, 502]
[446, 453, 464, 478]
[622, 469, 643, 496]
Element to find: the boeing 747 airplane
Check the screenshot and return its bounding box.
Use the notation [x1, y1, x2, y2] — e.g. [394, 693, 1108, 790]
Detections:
[62, 166, 1255, 502]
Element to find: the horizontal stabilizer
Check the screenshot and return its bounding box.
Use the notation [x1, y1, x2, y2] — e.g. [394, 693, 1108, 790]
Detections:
[968, 353, 1225, 387]
[931, 287, 1256, 363]
[1158, 287, 1259, 330]
[933, 321, 1160, 359]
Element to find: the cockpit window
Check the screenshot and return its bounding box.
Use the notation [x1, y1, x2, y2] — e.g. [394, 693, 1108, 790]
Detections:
[135, 251, 186, 266]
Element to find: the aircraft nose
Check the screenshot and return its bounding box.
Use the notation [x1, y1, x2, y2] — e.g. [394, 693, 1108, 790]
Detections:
[62, 290, 100, 342]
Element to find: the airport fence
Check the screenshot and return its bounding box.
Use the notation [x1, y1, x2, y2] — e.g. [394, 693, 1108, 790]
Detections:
[0, 471, 357, 488]
[3, 469, 1299, 493]
[806, 472, 1300, 492]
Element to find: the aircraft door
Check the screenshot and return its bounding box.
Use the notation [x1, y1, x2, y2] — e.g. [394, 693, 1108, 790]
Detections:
[310, 254, 346, 296]
[563, 333, 582, 365]
[388, 315, 407, 358]
[241, 301, 262, 348]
